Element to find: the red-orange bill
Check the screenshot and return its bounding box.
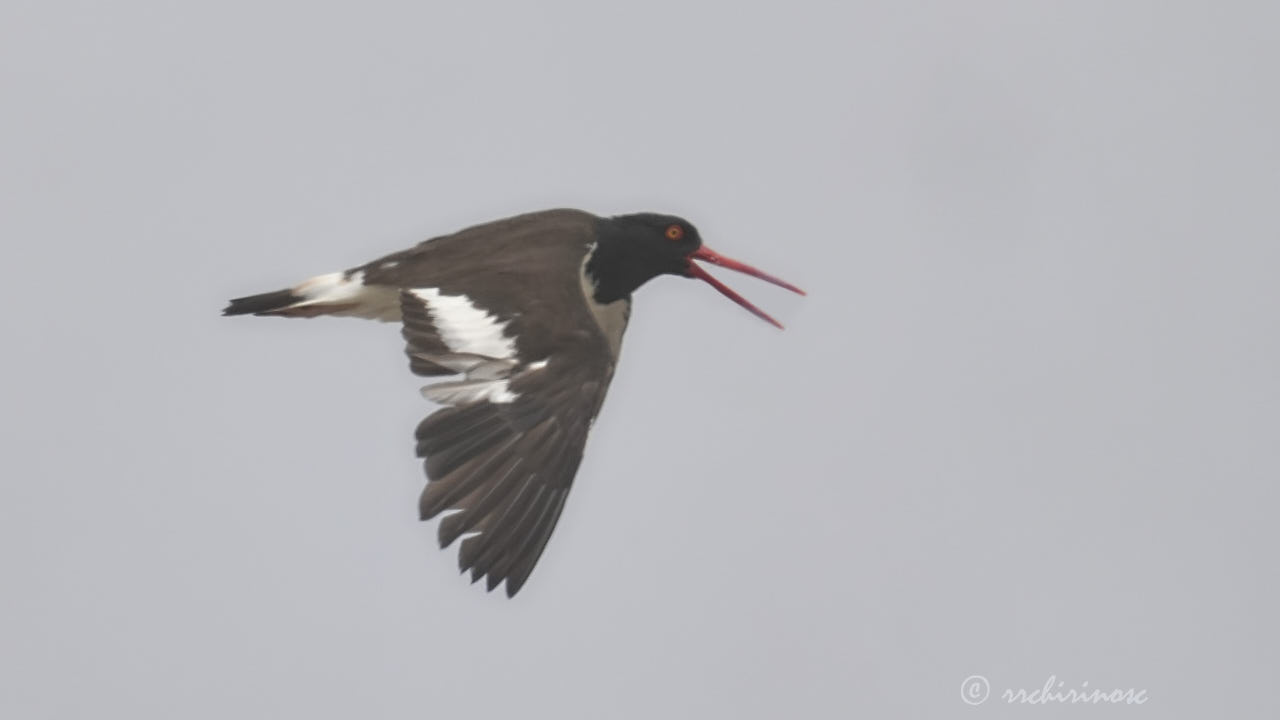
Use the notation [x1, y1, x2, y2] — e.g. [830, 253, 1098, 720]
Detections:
[687, 246, 806, 329]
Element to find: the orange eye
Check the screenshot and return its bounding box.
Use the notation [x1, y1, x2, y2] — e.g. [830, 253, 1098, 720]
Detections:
[665, 224, 684, 241]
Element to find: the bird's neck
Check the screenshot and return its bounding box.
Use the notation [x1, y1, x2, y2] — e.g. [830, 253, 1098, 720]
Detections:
[583, 230, 659, 304]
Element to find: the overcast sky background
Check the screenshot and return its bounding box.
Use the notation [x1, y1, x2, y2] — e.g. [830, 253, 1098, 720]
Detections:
[2, 2, 1277, 718]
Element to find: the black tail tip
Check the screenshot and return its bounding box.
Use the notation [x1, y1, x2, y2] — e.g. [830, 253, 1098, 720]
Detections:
[222, 289, 301, 316]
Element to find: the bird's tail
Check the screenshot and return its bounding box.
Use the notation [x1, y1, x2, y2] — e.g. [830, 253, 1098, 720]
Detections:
[222, 271, 401, 321]
[222, 288, 307, 316]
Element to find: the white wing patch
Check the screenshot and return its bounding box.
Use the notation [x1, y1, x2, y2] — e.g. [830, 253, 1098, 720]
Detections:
[421, 378, 518, 405]
[291, 270, 401, 321]
[410, 288, 518, 360]
[415, 355, 552, 407]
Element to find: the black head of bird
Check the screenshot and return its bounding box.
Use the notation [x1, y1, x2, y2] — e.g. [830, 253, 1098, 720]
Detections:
[586, 213, 805, 327]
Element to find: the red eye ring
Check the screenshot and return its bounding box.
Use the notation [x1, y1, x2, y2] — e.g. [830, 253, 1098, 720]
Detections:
[665, 224, 684, 241]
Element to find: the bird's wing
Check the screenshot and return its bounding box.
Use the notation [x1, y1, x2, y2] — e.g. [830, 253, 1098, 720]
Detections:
[398, 282, 616, 596]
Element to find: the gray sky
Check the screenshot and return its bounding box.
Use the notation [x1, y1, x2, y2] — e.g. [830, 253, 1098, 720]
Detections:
[2, 1, 1277, 718]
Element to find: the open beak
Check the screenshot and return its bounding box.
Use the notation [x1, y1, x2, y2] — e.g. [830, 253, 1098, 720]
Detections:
[686, 246, 806, 329]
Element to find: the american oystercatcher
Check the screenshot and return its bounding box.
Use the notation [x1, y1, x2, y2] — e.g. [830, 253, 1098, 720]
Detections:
[224, 209, 804, 596]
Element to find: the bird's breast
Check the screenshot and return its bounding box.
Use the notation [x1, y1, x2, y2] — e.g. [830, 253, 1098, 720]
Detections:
[578, 245, 630, 360]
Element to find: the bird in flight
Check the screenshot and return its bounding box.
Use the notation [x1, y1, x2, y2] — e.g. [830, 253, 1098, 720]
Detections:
[224, 209, 804, 596]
